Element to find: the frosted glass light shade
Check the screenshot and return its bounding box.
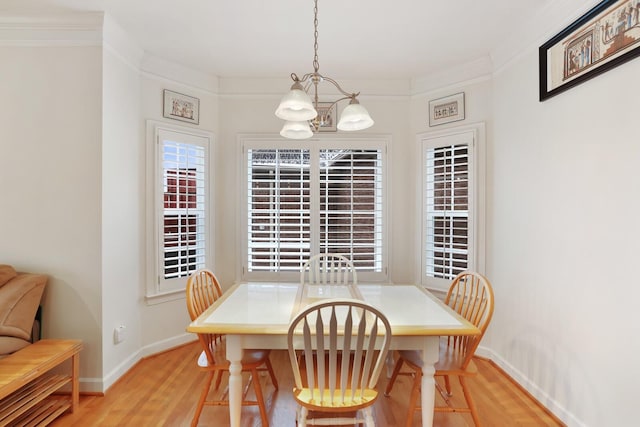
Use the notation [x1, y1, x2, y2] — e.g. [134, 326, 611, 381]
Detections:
[280, 121, 313, 139]
[275, 83, 317, 121]
[337, 102, 374, 131]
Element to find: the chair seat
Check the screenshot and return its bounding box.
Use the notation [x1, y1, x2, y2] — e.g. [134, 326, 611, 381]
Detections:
[294, 353, 380, 411]
[294, 387, 379, 412]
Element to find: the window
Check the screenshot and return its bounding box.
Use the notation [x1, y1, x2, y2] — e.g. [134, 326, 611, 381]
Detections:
[419, 124, 485, 290]
[161, 144, 205, 280]
[147, 122, 212, 298]
[241, 136, 388, 282]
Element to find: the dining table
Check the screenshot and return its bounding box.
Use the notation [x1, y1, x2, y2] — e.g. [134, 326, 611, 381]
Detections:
[186, 281, 480, 427]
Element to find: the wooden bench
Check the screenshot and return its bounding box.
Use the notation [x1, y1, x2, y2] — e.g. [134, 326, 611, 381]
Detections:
[0, 339, 83, 426]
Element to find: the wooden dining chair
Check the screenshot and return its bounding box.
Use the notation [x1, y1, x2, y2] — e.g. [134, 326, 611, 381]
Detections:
[186, 269, 278, 427]
[300, 253, 358, 285]
[287, 298, 392, 426]
[383, 271, 494, 427]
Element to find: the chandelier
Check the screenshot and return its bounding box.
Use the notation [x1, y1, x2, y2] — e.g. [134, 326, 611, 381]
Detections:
[275, 0, 374, 139]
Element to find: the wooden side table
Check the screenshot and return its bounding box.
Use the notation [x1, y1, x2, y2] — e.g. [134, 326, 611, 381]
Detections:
[0, 339, 83, 426]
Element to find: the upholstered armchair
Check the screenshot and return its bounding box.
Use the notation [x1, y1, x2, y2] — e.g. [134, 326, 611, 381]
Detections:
[0, 265, 47, 358]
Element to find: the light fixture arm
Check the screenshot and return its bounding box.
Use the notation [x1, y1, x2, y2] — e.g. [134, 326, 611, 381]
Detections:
[292, 72, 360, 103]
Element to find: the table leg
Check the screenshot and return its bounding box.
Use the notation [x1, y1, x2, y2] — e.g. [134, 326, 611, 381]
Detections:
[385, 351, 395, 378]
[421, 336, 440, 427]
[226, 335, 243, 427]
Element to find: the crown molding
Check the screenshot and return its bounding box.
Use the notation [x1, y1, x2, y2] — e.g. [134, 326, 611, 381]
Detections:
[141, 53, 220, 94]
[0, 12, 103, 46]
[410, 56, 493, 97]
[102, 14, 144, 72]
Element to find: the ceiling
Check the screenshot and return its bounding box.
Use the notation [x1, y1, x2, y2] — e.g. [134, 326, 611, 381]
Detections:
[2, 0, 554, 80]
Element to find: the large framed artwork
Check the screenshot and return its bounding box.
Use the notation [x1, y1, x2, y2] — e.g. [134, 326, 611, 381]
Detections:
[539, 0, 640, 101]
[163, 89, 200, 124]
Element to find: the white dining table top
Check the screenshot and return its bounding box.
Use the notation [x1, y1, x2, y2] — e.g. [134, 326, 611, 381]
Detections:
[187, 282, 479, 337]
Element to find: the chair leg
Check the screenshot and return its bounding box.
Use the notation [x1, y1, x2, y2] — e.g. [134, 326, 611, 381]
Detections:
[384, 356, 404, 396]
[213, 370, 223, 390]
[444, 374, 452, 395]
[405, 366, 422, 427]
[460, 376, 481, 427]
[265, 356, 279, 390]
[192, 370, 215, 427]
[252, 367, 269, 427]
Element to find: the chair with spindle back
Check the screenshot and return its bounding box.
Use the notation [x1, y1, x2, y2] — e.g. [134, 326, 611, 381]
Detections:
[287, 298, 392, 426]
[384, 271, 494, 426]
[186, 269, 278, 427]
[300, 253, 358, 285]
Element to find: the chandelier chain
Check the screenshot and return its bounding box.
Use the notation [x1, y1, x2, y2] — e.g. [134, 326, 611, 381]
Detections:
[313, 0, 319, 73]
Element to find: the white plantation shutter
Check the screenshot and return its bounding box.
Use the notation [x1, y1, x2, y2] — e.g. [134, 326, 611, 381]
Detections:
[319, 149, 383, 271]
[158, 129, 208, 289]
[423, 131, 475, 284]
[243, 138, 387, 281]
[247, 149, 311, 271]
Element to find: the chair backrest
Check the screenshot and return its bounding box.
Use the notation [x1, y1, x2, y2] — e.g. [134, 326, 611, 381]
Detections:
[444, 271, 495, 369]
[300, 253, 358, 285]
[186, 269, 223, 320]
[287, 298, 391, 406]
[186, 269, 224, 366]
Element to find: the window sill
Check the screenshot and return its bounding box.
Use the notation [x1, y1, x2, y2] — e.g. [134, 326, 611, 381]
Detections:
[145, 288, 185, 305]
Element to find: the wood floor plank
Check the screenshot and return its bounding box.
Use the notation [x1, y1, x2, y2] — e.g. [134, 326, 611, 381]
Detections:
[50, 342, 565, 427]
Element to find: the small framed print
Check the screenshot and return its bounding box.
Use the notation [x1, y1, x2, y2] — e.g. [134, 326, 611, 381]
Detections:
[317, 102, 337, 132]
[428, 92, 465, 127]
[163, 89, 200, 124]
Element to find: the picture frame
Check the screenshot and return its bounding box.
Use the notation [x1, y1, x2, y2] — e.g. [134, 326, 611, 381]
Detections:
[163, 89, 200, 124]
[428, 92, 465, 127]
[539, 0, 640, 101]
[316, 102, 337, 132]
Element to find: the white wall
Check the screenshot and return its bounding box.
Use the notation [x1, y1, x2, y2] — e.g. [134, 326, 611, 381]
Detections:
[0, 45, 104, 382]
[100, 15, 145, 388]
[488, 33, 640, 427]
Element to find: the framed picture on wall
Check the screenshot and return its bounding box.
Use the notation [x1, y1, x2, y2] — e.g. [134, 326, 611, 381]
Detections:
[163, 90, 200, 124]
[428, 92, 465, 127]
[539, 0, 640, 101]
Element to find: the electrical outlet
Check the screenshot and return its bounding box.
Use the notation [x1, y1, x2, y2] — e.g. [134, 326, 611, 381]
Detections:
[114, 325, 126, 344]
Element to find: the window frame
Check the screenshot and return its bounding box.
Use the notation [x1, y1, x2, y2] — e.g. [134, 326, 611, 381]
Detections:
[238, 134, 390, 283]
[417, 123, 485, 292]
[145, 120, 214, 303]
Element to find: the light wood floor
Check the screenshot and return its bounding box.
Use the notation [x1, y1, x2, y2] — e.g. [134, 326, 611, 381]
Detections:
[51, 341, 565, 427]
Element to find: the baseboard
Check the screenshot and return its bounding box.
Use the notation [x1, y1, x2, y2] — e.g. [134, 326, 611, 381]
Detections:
[81, 333, 196, 394]
[139, 332, 195, 359]
[477, 345, 585, 427]
[101, 348, 143, 393]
